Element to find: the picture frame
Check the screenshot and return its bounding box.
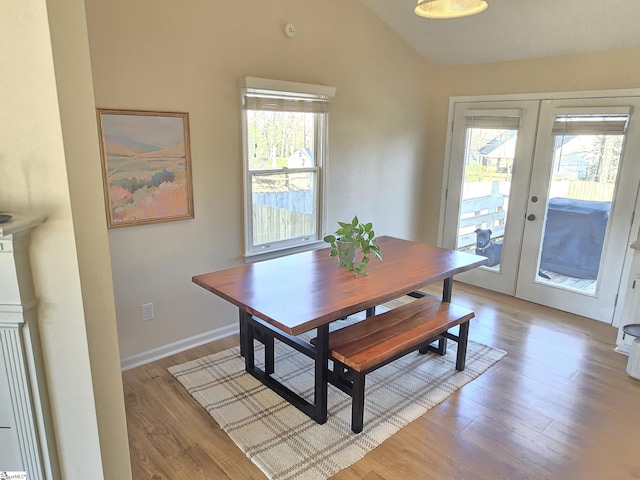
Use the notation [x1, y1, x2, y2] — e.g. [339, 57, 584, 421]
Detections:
[96, 109, 194, 228]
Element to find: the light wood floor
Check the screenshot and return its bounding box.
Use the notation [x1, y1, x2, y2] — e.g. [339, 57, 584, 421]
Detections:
[122, 283, 640, 480]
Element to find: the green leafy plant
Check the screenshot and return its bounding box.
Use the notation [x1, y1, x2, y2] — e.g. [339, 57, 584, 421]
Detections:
[323, 215, 382, 275]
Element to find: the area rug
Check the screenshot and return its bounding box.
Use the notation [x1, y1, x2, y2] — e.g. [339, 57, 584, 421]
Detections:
[169, 316, 506, 480]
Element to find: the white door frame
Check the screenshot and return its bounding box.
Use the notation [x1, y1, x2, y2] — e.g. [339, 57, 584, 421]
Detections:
[516, 98, 640, 322]
[441, 100, 540, 295]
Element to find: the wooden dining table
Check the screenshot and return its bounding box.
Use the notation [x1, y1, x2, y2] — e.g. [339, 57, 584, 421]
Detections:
[192, 236, 487, 425]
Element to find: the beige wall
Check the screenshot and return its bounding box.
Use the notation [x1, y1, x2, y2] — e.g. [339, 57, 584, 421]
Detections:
[0, 0, 130, 478]
[423, 47, 640, 242]
[84, 0, 433, 360]
[84, 0, 640, 363]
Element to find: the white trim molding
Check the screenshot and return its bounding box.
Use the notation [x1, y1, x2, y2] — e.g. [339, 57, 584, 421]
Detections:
[120, 323, 238, 371]
[240, 76, 336, 98]
[0, 214, 58, 479]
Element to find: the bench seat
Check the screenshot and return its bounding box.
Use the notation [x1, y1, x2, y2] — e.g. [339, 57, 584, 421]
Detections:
[317, 295, 475, 433]
[329, 296, 474, 372]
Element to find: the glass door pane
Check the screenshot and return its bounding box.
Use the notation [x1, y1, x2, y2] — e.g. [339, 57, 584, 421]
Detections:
[251, 170, 317, 245]
[536, 114, 627, 295]
[456, 126, 516, 272]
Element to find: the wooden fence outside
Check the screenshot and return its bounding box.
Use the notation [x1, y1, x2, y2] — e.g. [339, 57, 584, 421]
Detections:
[457, 190, 506, 250]
[253, 204, 314, 244]
[566, 181, 614, 202]
[251, 180, 612, 246]
[455, 180, 613, 251]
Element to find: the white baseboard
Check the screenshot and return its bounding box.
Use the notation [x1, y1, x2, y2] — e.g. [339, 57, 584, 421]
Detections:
[120, 323, 239, 371]
[615, 344, 631, 356]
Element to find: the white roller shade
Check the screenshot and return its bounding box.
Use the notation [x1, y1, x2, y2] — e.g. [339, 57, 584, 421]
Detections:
[464, 109, 522, 129]
[552, 116, 629, 135]
[241, 76, 335, 114]
[243, 95, 331, 114]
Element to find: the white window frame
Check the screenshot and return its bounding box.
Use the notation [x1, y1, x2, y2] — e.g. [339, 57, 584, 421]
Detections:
[240, 77, 336, 259]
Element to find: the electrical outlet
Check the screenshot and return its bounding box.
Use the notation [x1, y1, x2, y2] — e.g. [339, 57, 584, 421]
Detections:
[141, 303, 154, 321]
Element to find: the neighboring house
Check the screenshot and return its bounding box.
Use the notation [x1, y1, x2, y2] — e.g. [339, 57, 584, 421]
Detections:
[287, 148, 313, 168]
[474, 130, 516, 173]
[474, 131, 583, 178]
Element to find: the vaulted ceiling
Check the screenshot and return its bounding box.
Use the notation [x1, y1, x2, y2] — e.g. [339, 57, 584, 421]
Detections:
[361, 0, 640, 65]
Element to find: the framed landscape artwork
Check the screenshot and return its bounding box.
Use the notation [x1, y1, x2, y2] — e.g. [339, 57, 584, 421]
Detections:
[96, 109, 194, 228]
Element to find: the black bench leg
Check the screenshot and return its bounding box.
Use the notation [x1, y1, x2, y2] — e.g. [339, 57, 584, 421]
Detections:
[456, 321, 470, 371]
[418, 335, 447, 355]
[351, 373, 366, 433]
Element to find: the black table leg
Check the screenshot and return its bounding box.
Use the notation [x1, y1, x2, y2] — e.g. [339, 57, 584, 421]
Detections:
[239, 309, 247, 357]
[242, 314, 330, 424]
[243, 313, 255, 372]
[438, 276, 453, 353]
[442, 276, 453, 303]
[314, 324, 329, 424]
[419, 276, 454, 355]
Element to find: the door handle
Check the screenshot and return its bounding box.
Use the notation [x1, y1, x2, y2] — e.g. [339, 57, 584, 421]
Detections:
[527, 214, 536, 221]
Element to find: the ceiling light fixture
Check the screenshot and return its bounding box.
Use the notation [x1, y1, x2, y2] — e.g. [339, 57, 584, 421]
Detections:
[415, 0, 488, 19]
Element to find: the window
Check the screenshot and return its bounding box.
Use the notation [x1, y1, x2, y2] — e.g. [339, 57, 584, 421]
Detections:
[240, 77, 336, 257]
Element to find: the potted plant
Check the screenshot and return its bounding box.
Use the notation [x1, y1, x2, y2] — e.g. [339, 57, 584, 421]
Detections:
[323, 215, 382, 275]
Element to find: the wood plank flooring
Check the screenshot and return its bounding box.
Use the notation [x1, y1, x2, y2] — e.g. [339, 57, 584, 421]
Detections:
[122, 283, 640, 480]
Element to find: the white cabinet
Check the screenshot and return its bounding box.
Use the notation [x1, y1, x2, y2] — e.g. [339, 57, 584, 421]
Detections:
[616, 241, 640, 354]
[0, 214, 59, 479]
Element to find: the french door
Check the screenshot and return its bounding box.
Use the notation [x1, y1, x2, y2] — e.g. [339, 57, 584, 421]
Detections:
[442, 95, 640, 323]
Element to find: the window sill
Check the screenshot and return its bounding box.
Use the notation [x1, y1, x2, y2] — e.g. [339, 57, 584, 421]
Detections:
[244, 240, 326, 263]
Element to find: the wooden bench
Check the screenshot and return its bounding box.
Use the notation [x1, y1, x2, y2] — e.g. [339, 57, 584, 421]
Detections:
[315, 295, 475, 433]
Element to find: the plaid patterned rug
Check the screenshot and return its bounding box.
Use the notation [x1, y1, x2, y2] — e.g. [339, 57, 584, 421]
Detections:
[169, 316, 506, 480]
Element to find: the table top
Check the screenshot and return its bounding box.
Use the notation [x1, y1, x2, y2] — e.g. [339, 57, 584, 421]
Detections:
[193, 236, 487, 336]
